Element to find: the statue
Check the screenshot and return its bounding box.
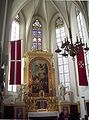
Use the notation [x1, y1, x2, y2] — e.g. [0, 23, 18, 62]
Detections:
[16, 84, 29, 102]
[58, 84, 65, 101]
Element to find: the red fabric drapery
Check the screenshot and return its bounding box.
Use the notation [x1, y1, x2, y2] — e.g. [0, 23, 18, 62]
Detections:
[16, 61, 21, 84]
[11, 41, 15, 60]
[10, 62, 15, 84]
[76, 45, 88, 86]
[17, 40, 21, 60]
[10, 40, 21, 85]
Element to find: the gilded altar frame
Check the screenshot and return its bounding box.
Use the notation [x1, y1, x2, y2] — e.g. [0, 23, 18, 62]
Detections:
[24, 51, 56, 97]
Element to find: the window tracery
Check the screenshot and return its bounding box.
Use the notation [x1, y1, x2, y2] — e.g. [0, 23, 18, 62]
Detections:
[55, 17, 70, 91]
[32, 19, 42, 51]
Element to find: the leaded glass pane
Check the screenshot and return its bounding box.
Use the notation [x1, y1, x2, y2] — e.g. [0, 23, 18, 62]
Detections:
[61, 38, 64, 41]
[63, 57, 68, 64]
[58, 57, 62, 65]
[38, 38, 41, 42]
[61, 32, 65, 37]
[56, 29, 60, 34]
[33, 38, 36, 42]
[59, 65, 63, 73]
[33, 19, 42, 28]
[57, 37, 61, 43]
[56, 33, 60, 38]
[38, 43, 42, 48]
[61, 27, 64, 33]
[64, 65, 69, 73]
[64, 74, 69, 82]
[56, 17, 70, 91]
[32, 19, 42, 50]
[59, 74, 64, 83]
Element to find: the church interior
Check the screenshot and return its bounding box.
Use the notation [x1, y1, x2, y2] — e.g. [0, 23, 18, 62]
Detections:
[1, 0, 89, 120]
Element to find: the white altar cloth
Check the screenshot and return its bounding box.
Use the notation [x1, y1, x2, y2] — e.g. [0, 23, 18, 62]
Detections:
[28, 111, 59, 118]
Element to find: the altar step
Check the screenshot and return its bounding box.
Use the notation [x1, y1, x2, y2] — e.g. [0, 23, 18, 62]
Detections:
[29, 116, 58, 120]
[28, 111, 59, 120]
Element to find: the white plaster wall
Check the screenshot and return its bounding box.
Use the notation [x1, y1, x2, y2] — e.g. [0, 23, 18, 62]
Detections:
[11, 0, 31, 20]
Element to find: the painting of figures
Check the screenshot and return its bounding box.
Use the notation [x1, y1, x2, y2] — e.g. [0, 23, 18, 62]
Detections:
[31, 59, 49, 93]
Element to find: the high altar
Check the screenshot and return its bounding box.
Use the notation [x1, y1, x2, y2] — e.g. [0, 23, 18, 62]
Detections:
[3, 51, 80, 119]
[23, 51, 80, 119]
[23, 51, 58, 113]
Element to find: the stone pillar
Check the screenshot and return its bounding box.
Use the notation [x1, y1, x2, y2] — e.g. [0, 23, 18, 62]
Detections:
[0, 0, 8, 118]
[0, 0, 8, 65]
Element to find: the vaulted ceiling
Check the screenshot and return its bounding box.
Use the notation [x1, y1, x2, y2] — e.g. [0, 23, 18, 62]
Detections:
[11, 0, 88, 26]
[10, 0, 88, 43]
[22, 0, 74, 24]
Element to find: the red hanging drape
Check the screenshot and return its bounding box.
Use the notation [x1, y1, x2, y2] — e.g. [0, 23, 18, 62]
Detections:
[10, 40, 21, 85]
[16, 61, 21, 84]
[17, 40, 21, 60]
[76, 45, 88, 86]
[11, 41, 15, 60]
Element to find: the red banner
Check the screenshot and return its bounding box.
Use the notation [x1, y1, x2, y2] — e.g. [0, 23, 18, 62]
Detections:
[16, 61, 21, 84]
[17, 40, 21, 60]
[10, 61, 15, 84]
[76, 45, 88, 86]
[11, 41, 15, 60]
[10, 40, 21, 85]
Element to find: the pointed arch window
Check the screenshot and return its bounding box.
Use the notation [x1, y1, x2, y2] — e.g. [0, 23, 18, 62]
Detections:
[8, 15, 20, 92]
[55, 17, 70, 91]
[32, 19, 42, 51]
[11, 15, 20, 41]
[76, 9, 89, 81]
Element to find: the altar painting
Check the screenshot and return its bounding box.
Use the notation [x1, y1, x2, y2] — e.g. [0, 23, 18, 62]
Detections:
[32, 59, 49, 93]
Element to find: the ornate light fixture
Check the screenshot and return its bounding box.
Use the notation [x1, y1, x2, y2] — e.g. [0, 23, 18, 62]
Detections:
[55, 28, 89, 59]
[55, 1, 89, 59]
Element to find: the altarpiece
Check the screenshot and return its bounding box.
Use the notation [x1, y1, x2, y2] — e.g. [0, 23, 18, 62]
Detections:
[23, 51, 58, 112]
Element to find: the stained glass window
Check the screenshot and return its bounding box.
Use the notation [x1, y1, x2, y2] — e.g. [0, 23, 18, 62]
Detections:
[32, 19, 42, 51]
